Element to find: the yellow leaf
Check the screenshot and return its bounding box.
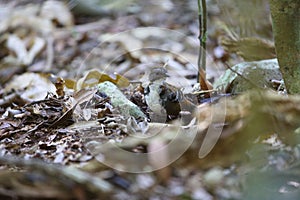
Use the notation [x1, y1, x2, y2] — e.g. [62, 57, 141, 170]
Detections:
[75, 69, 129, 90]
[64, 79, 76, 89]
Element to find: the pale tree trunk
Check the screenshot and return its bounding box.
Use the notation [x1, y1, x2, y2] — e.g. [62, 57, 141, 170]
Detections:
[269, 0, 300, 94]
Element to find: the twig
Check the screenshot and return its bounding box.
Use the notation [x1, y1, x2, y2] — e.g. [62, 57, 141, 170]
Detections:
[197, 0, 207, 89]
[53, 20, 110, 39]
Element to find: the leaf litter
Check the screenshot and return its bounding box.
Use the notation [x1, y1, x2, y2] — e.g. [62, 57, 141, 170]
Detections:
[0, 0, 299, 199]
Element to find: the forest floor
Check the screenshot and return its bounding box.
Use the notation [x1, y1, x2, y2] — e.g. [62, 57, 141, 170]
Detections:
[0, 0, 299, 199]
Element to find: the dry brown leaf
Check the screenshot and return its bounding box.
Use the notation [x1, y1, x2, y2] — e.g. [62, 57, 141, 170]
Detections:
[73, 88, 97, 105]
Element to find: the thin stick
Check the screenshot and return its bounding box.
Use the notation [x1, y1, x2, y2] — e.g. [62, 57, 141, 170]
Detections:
[197, 0, 207, 89]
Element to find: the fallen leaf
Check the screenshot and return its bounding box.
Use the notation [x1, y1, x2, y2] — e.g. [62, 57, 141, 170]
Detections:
[6, 34, 46, 65]
[76, 69, 130, 90]
[4, 72, 56, 102]
[40, 0, 74, 27]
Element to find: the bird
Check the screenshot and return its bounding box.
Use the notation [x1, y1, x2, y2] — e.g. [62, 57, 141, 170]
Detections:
[144, 67, 196, 123]
[144, 67, 169, 123]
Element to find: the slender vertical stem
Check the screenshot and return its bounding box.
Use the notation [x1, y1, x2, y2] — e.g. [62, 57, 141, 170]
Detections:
[197, 0, 207, 88]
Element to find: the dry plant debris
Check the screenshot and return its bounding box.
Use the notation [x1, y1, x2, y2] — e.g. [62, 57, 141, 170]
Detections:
[0, 0, 299, 199]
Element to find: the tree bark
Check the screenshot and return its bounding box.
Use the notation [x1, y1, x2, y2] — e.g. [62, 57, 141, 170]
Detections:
[269, 0, 300, 94]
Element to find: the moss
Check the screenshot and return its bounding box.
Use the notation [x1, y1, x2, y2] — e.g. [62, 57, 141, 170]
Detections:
[98, 81, 146, 119]
[270, 0, 300, 94]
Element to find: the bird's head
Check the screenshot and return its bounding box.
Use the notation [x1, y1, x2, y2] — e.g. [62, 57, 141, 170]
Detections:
[148, 67, 169, 82]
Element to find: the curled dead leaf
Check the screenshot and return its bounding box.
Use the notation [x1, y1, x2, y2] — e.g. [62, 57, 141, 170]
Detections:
[75, 69, 129, 90]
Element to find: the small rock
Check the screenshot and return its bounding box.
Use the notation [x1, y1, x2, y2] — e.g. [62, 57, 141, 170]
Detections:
[98, 81, 146, 120]
[214, 59, 285, 93]
[203, 167, 224, 187]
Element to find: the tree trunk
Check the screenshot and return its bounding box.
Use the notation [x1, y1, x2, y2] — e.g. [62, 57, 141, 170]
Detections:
[269, 0, 300, 94]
